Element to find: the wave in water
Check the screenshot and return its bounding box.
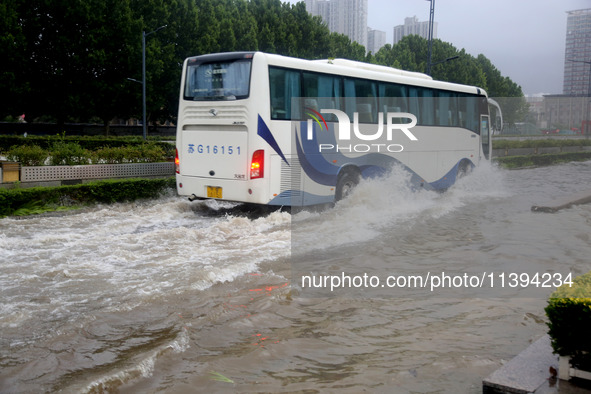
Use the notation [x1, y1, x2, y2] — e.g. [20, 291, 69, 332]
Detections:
[292, 161, 508, 253]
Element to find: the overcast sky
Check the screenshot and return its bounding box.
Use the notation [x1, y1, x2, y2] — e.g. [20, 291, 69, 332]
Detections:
[290, 0, 590, 95]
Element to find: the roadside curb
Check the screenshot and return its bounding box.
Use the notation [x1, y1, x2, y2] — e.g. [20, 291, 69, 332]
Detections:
[531, 189, 591, 213]
[483, 335, 591, 393]
[483, 335, 557, 393]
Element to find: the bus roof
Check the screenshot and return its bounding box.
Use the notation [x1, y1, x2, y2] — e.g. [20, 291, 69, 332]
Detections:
[259, 52, 487, 97]
[314, 58, 433, 81]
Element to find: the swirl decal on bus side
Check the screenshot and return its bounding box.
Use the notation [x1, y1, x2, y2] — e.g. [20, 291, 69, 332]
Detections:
[257, 114, 288, 165]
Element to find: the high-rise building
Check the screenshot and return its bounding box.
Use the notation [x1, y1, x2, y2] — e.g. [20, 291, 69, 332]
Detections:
[367, 28, 386, 54]
[305, 0, 368, 49]
[563, 8, 591, 95]
[393, 16, 437, 45]
[305, 0, 331, 25]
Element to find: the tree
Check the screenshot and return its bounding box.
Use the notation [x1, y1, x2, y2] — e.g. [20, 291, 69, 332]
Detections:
[163, 0, 200, 123]
[15, 0, 90, 123]
[373, 35, 521, 98]
[233, 0, 259, 51]
[374, 35, 427, 73]
[85, 0, 141, 133]
[476, 54, 527, 127]
[327, 33, 366, 61]
[0, 0, 29, 120]
[0, 0, 523, 127]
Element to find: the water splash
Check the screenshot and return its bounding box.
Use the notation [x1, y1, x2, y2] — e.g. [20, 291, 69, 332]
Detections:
[292, 162, 508, 253]
[0, 196, 291, 330]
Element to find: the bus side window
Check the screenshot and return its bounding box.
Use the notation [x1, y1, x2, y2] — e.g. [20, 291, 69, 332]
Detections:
[269, 67, 301, 120]
[420, 88, 434, 125]
[344, 78, 377, 123]
[435, 91, 458, 127]
[303, 72, 341, 122]
[379, 83, 408, 123]
[408, 87, 421, 124]
[458, 95, 478, 133]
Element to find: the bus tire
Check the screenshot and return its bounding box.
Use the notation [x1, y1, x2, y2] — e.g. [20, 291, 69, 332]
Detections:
[457, 160, 472, 179]
[335, 169, 360, 202]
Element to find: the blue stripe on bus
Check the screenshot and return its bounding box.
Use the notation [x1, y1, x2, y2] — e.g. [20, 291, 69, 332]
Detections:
[428, 159, 474, 190]
[295, 124, 339, 186]
[268, 190, 334, 206]
[257, 115, 289, 165]
[265, 117, 473, 203]
[274, 157, 473, 205]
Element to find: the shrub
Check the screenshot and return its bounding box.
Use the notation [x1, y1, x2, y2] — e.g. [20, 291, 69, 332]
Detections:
[0, 177, 176, 217]
[123, 145, 143, 163]
[91, 146, 128, 164]
[0, 136, 175, 159]
[545, 271, 591, 371]
[495, 151, 591, 168]
[88, 144, 167, 164]
[139, 143, 167, 163]
[5, 145, 49, 166]
[49, 141, 92, 165]
[492, 138, 591, 150]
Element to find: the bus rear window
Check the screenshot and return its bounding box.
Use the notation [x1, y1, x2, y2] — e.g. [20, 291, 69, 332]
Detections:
[184, 58, 252, 101]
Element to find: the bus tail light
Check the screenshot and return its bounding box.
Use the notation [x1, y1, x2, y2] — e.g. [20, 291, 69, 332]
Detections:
[175, 148, 180, 174]
[250, 150, 264, 179]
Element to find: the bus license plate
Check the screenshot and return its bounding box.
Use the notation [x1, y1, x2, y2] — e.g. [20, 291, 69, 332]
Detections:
[207, 186, 222, 198]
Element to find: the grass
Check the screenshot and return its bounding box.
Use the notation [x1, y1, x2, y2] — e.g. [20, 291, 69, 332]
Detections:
[0, 177, 176, 218]
[9, 199, 80, 217]
[208, 371, 234, 384]
[493, 151, 591, 169]
[492, 138, 591, 150]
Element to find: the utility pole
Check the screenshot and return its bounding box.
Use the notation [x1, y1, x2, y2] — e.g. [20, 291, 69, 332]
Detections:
[426, 0, 435, 75]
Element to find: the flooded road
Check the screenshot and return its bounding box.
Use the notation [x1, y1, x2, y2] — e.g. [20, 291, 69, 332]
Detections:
[2, 161, 591, 393]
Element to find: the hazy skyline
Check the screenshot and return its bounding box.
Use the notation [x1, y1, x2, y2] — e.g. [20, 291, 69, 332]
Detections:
[292, 0, 590, 95]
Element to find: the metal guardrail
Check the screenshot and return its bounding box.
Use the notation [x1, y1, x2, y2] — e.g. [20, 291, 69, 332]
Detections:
[20, 162, 174, 182]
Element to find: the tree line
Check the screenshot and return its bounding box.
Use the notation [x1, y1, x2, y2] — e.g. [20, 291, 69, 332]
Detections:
[1, 0, 523, 130]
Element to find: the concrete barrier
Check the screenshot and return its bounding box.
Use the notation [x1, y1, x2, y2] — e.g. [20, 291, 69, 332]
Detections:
[0, 162, 174, 189]
[537, 147, 561, 154]
[531, 189, 591, 212]
[507, 148, 536, 156]
[482, 335, 557, 394]
[483, 335, 591, 393]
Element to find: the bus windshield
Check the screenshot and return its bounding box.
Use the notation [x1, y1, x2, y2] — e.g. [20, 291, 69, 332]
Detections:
[184, 58, 252, 101]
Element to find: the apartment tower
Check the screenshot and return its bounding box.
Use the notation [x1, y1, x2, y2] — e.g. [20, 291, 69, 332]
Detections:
[304, 0, 368, 48]
[563, 8, 591, 95]
[393, 16, 437, 45]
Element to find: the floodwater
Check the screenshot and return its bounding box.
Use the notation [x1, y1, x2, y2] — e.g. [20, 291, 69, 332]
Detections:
[2, 161, 591, 393]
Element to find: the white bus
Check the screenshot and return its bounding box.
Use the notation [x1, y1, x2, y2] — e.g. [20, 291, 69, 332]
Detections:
[175, 51, 495, 207]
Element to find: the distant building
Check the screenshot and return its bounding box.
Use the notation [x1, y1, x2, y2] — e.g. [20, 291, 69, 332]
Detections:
[367, 28, 386, 54]
[549, 8, 591, 135]
[525, 95, 547, 129]
[543, 94, 590, 133]
[305, 0, 368, 48]
[393, 16, 437, 45]
[563, 8, 591, 95]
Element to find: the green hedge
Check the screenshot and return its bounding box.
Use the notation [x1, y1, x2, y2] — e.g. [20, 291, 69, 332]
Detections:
[3, 144, 48, 166]
[0, 135, 175, 158]
[0, 177, 176, 217]
[494, 151, 591, 169]
[492, 138, 591, 150]
[4, 142, 170, 165]
[545, 271, 591, 371]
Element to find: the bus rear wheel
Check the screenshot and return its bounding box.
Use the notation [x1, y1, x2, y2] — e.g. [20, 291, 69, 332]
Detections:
[457, 160, 472, 179]
[335, 170, 360, 202]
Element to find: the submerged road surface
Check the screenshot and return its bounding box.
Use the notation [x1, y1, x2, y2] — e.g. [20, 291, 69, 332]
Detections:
[1, 161, 591, 393]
